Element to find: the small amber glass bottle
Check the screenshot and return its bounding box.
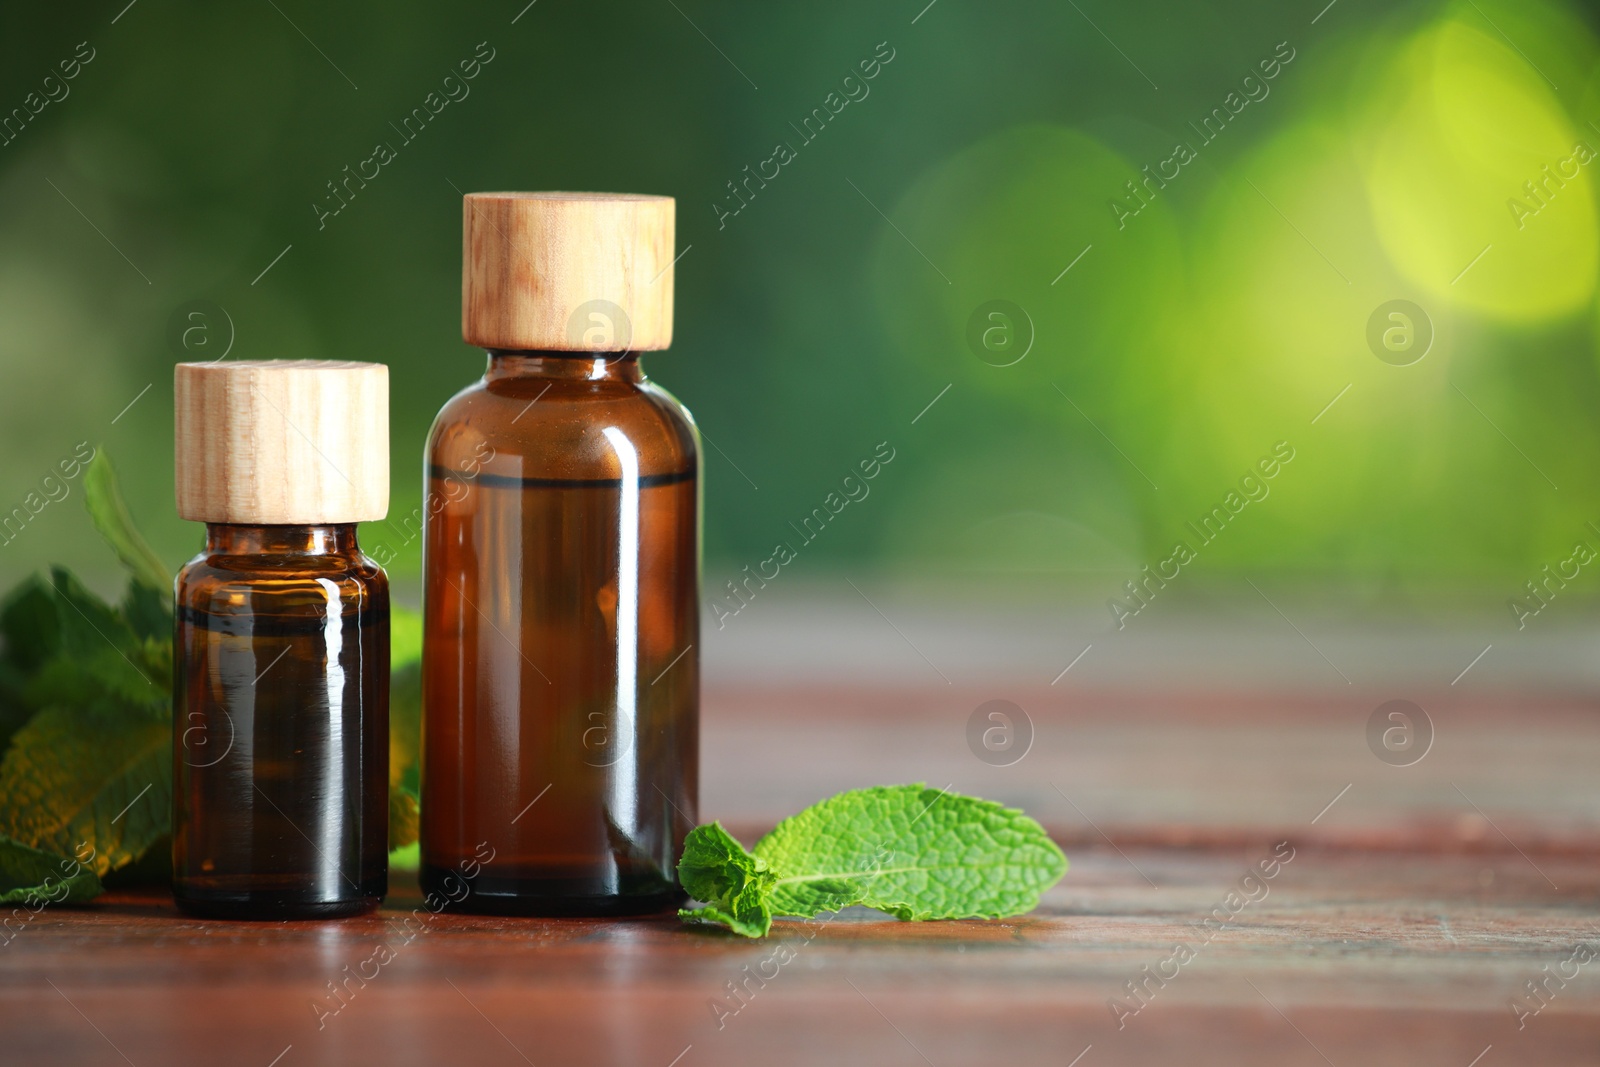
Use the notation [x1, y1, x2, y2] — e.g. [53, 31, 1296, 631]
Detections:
[172, 360, 391, 919]
[422, 193, 698, 915]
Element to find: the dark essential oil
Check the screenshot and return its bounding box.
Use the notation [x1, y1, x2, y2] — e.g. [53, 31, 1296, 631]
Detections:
[172, 523, 389, 919]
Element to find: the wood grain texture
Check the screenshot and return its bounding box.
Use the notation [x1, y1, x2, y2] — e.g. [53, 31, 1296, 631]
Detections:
[6, 684, 1598, 1065]
[174, 360, 389, 525]
[461, 192, 675, 352]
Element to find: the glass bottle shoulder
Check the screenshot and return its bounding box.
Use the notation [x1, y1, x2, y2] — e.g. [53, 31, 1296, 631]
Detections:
[176, 545, 388, 621]
[428, 360, 699, 482]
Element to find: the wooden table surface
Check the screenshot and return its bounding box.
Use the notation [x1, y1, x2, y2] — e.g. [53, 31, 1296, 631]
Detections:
[6, 677, 1599, 1066]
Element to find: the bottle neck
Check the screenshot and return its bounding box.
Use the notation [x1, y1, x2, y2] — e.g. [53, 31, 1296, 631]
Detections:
[204, 524, 361, 557]
[485, 350, 643, 384]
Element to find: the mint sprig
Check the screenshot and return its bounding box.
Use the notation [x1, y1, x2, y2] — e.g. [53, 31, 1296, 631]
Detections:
[678, 784, 1067, 937]
[0, 835, 101, 905]
[82, 451, 170, 595]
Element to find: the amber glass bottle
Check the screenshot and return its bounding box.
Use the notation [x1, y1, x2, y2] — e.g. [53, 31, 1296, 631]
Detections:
[422, 193, 698, 915]
[172, 361, 391, 919]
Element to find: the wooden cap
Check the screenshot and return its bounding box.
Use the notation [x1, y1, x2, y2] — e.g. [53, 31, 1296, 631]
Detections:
[174, 360, 389, 524]
[462, 192, 675, 351]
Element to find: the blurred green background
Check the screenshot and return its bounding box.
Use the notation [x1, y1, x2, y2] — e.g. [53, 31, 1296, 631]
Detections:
[2, 0, 1598, 616]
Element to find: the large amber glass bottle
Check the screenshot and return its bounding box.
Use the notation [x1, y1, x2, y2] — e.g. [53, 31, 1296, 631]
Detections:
[421, 193, 698, 915]
[171, 360, 392, 919]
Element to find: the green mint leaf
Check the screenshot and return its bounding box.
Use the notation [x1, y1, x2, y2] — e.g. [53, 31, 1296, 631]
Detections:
[0, 576, 60, 755]
[119, 581, 173, 647]
[0, 575, 63, 675]
[0, 571, 171, 759]
[0, 835, 101, 905]
[0, 678, 30, 763]
[83, 449, 169, 595]
[0, 701, 171, 877]
[755, 784, 1067, 921]
[26, 570, 165, 712]
[677, 822, 776, 937]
